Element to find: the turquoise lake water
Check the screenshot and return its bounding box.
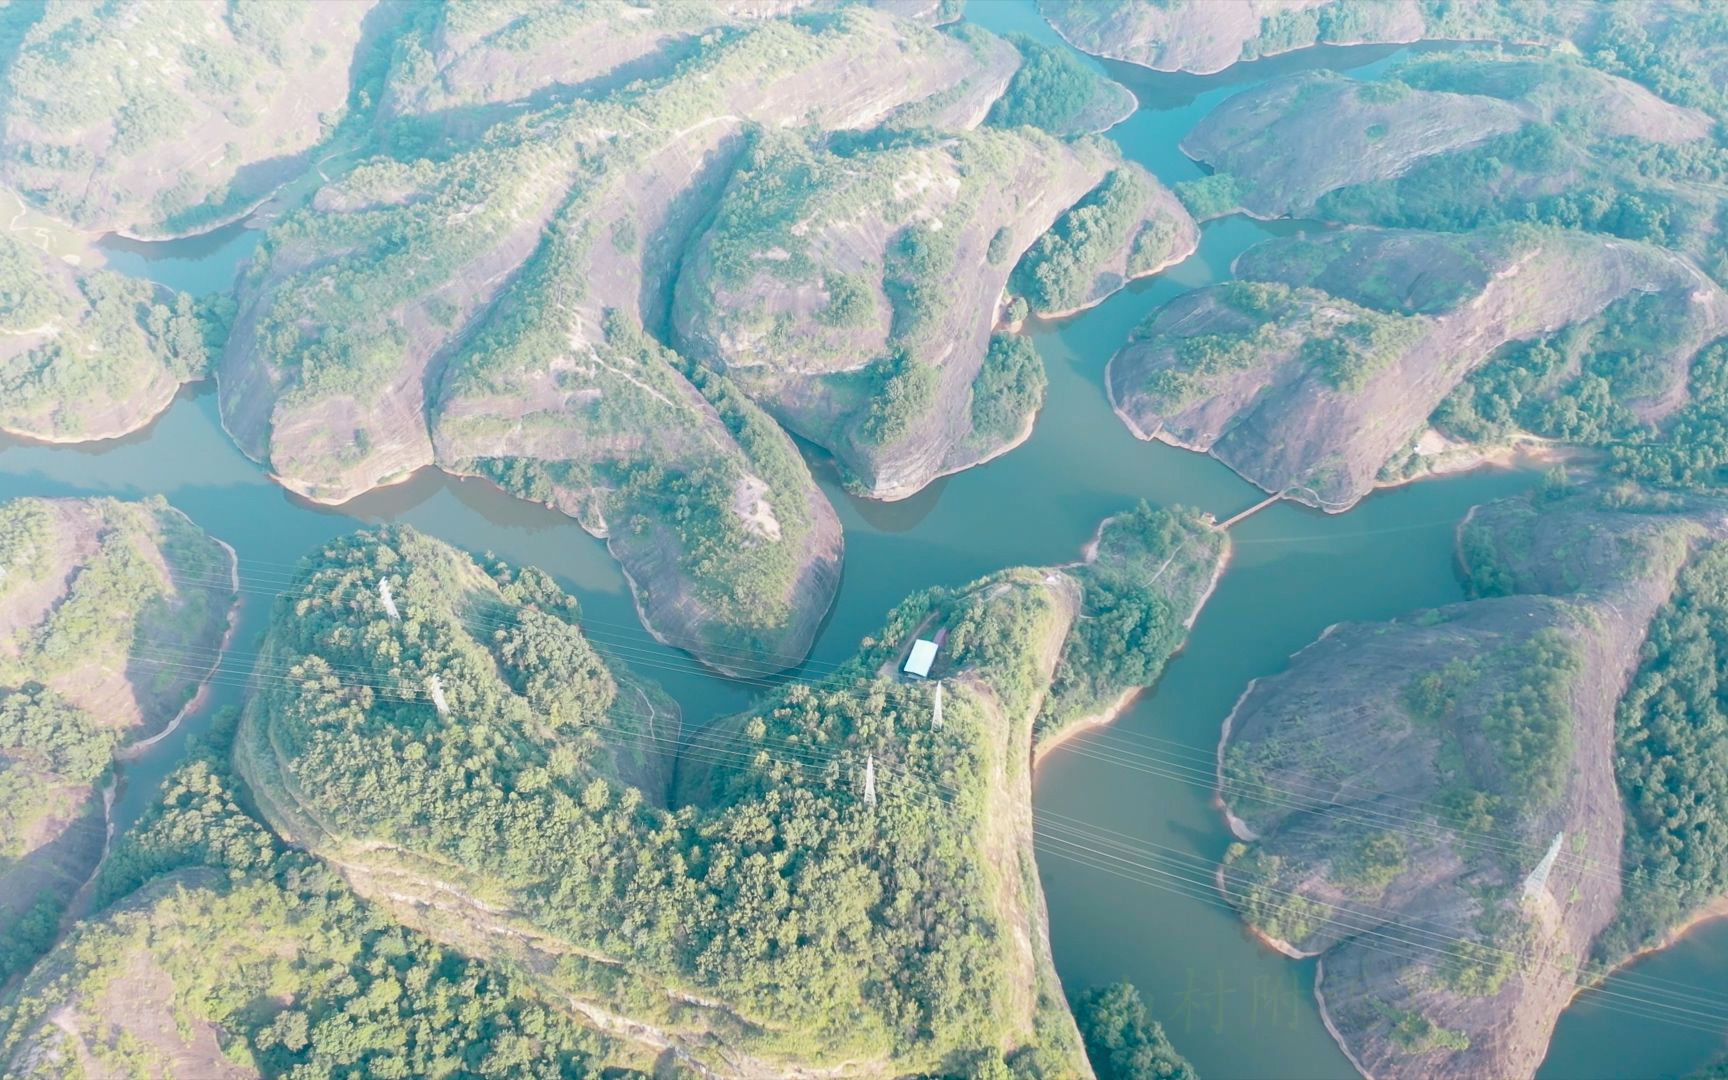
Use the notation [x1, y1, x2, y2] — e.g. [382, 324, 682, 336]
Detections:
[3, 3, 1722, 1074]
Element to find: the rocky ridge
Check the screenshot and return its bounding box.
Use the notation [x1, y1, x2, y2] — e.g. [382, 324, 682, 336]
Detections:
[1108, 226, 1728, 512]
[672, 125, 1122, 498]
[1218, 488, 1719, 1078]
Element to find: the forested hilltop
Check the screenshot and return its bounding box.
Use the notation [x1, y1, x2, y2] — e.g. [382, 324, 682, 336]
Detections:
[6, 508, 1216, 1078]
[0, 235, 225, 442]
[0, 503, 1219, 1078]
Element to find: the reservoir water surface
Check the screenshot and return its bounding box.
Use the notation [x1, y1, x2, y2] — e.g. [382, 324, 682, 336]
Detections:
[5, 4, 1722, 1075]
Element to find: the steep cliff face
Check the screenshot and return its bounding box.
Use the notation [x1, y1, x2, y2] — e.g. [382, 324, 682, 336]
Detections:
[1217, 490, 1713, 1078]
[436, 309, 844, 676]
[0, 236, 214, 442]
[673, 126, 1117, 499]
[0, 0, 374, 234]
[0, 497, 235, 982]
[1108, 226, 1728, 512]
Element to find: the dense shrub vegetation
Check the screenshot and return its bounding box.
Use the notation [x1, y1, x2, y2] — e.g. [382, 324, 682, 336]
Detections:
[1588, 6, 1728, 122]
[1439, 320, 1728, 500]
[1611, 344, 1728, 493]
[1013, 168, 1154, 313]
[987, 34, 1111, 133]
[1130, 281, 1297, 408]
[1136, 276, 1425, 411]
[1378, 1002, 1470, 1054]
[0, 683, 116, 982]
[970, 333, 1048, 443]
[1306, 49, 1728, 280]
[862, 349, 940, 445]
[1402, 629, 1581, 833]
[237, 527, 1092, 1071]
[1038, 504, 1225, 742]
[0, 496, 234, 987]
[1075, 982, 1197, 1080]
[675, 101, 1125, 490]
[0, 716, 619, 1078]
[0, 235, 222, 438]
[1173, 174, 1242, 220]
[439, 212, 827, 666]
[1315, 121, 1705, 255]
[1606, 545, 1728, 956]
[1301, 309, 1423, 392]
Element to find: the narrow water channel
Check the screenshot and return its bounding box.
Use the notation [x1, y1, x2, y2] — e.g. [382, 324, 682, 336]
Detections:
[3, 3, 1720, 1075]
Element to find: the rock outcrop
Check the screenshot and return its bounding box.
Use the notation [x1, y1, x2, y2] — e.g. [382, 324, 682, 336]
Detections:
[1039, 0, 1553, 75]
[672, 126, 1118, 498]
[1217, 489, 1718, 1078]
[1108, 226, 1728, 512]
[1181, 57, 1713, 220]
[1180, 72, 1525, 220]
[379, 0, 730, 121]
[217, 8, 1020, 672]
